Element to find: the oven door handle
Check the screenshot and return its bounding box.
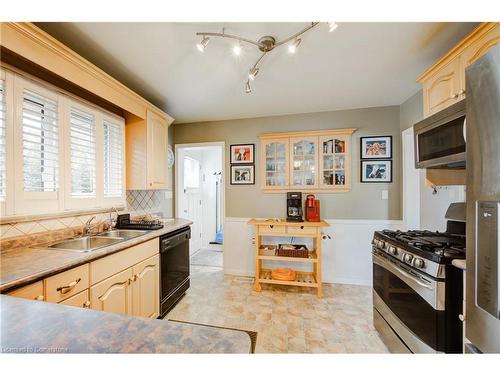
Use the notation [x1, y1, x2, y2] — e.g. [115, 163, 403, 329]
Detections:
[373, 252, 433, 290]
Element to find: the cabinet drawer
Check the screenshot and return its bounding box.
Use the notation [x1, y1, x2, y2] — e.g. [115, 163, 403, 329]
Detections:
[6, 281, 44, 301]
[287, 226, 317, 236]
[259, 224, 286, 235]
[45, 264, 89, 303]
[59, 289, 90, 309]
[90, 238, 159, 285]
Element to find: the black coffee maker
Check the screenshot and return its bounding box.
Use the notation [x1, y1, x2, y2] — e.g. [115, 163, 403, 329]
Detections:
[286, 192, 303, 222]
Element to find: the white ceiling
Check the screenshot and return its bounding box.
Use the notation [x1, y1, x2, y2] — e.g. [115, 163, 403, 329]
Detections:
[36, 22, 478, 124]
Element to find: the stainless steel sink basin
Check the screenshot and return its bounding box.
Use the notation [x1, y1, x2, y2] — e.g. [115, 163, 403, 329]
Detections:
[47, 236, 122, 252]
[97, 230, 148, 239]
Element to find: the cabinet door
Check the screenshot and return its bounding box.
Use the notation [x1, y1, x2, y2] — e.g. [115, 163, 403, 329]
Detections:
[289, 136, 318, 189]
[6, 281, 44, 301]
[459, 24, 500, 96]
[132, 254, 160, 318]
[422, 58, 462, 117]
[261, 138, 289, 190]
[147, 110, 168, 189]
[90, 268, 133, 315]
[59, 289, 90, 309]
[318, 134, 350, 190]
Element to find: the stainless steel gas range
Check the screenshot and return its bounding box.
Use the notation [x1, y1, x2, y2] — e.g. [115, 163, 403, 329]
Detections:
[372, 204, 466, 353]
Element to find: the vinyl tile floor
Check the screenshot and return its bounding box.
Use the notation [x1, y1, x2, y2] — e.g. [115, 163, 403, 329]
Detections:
[165, 265, 389, 353]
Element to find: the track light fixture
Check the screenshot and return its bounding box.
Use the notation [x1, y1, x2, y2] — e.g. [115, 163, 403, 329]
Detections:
[288, 38, 301, 53]
[196, 22, 338, 93]
[248, 67, 259, 81]
[196, 36, 210, 52]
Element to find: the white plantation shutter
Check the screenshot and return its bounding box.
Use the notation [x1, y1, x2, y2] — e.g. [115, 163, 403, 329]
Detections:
[103, 120, 123, 197]
[0, 80, 6, 198]
[22, 90, 59, 193]
[69, 108, 96, 196]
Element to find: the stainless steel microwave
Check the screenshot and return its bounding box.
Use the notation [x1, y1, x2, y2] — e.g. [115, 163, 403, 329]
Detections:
[414, 99, 466, 169]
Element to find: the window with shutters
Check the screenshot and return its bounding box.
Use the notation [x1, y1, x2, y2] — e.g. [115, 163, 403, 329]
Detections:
[0, 79, 6, 200]
[103, 119, 124, 198]
[22, 89, 59, 193]
[7, 72, 126, 216]
[69, 107, 96, 196]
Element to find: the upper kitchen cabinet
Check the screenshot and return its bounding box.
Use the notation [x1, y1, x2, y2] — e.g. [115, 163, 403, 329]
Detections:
[259, 129, 356, 192]
[418, 22, 499, 117]
[126, 110, 171, 190]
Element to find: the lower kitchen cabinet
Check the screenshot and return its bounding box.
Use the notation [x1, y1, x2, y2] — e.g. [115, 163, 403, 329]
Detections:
[91, 268, 133, 315]
[4, 238, 161, 319]
[59, 289, 91, 309]
[6, 281, 44, 301]
[132, 255, 160, 318]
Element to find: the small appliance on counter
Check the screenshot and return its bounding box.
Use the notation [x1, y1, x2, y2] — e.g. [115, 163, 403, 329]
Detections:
[305, 194, 321, 222]
[116, 213, 164, 230]
[286, 192, 303, 222]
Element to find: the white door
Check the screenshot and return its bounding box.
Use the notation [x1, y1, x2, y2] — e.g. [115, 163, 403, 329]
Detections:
[179, 155, 203, 254]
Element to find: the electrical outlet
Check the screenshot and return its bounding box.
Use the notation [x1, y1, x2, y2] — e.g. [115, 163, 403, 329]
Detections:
[382, 190, 389, 200]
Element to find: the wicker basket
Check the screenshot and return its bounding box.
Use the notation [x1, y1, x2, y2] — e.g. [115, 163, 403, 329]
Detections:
[276, 244, 309, 258]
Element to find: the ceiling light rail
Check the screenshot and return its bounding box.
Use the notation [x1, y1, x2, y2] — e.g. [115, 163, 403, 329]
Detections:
[195, 22, 337, 93]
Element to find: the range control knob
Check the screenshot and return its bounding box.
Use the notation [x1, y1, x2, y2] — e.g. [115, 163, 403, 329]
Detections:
[404, 254, 413, 264]
[413, 258, 425, 268]
[378, 240, 386, 250]
[388, 246, 398, 255]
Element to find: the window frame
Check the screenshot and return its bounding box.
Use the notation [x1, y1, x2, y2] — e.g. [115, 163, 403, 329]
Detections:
[63, 97, 100, 210]
[13, 75, 63, 214]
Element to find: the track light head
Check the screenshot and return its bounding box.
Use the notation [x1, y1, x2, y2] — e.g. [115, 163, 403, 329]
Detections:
[245, 81, 252, 94]
[196, 36, 210, 52]
[288, 38, 302, 54]
[248, 67, 259, 81]
[328, 22, 338, 32]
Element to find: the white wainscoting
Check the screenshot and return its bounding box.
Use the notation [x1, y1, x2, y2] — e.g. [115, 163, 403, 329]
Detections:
[223, 217, 404, 286]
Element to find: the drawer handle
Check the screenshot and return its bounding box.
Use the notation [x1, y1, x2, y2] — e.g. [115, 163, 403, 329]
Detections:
[34, 295, 44, 301]
[83, 301, 91, 309]
[300, 226, 304, 229]
[56, 278, 81, 294]
[270, 225, 274, 229]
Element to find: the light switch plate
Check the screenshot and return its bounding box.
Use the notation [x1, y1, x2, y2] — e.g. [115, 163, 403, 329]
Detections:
[382, 190, 389, 200]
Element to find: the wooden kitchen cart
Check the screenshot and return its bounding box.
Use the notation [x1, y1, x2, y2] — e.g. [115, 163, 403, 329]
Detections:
[248, 219, 330, 297]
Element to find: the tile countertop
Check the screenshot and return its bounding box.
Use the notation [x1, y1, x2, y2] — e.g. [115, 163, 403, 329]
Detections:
[0, 218, 192, 293]
[0, 295, 252, 353]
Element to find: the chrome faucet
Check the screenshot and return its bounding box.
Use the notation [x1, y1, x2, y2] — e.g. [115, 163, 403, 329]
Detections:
[109, 207, 119, 230]
[83, 216, 97, 235]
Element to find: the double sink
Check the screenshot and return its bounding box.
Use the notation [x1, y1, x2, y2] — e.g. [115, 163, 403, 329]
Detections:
[42, 230, 148, 253]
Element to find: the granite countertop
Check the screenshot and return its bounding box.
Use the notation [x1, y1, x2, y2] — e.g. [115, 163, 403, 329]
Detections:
[0, 295, 252, 353]
[0, 218, 192, 293]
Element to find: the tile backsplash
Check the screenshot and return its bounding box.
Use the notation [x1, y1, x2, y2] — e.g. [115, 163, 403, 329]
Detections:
[126, 190, 173, 217]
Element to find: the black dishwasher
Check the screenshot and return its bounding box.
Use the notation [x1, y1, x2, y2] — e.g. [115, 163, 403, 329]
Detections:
[159, 227, 190, 318]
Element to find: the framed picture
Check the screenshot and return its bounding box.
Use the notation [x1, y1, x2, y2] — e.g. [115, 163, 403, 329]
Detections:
[360, 136, 392, 159]
[230, 165, 255, 185]
[230, 144, 255, 164]
[360, 160, 392, 183]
